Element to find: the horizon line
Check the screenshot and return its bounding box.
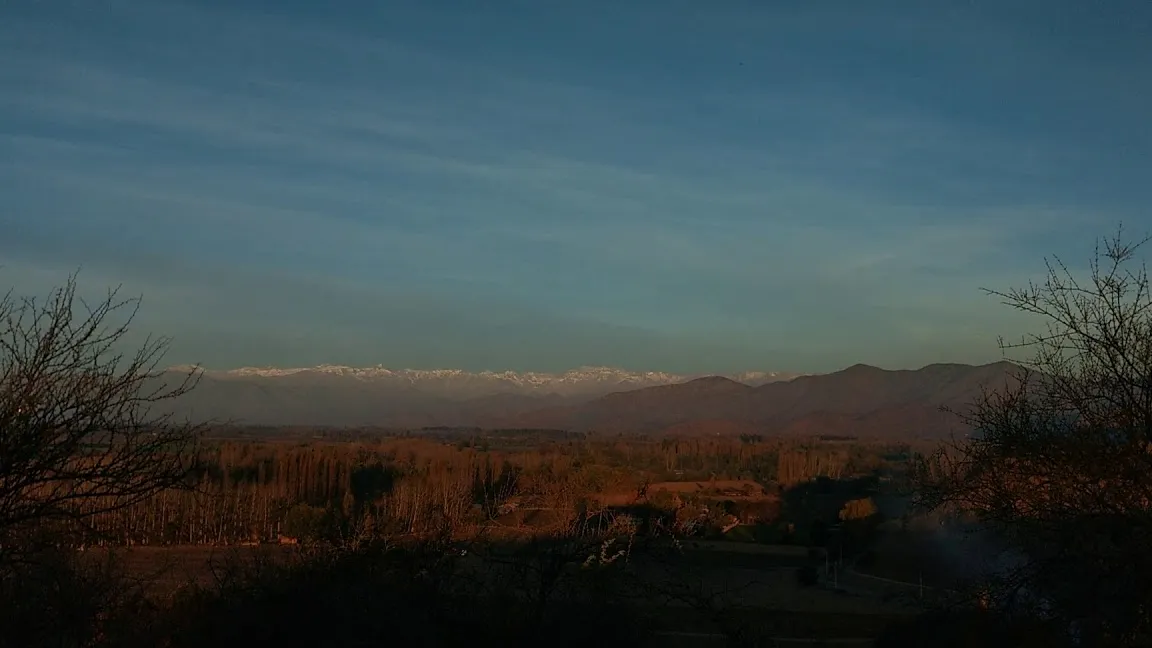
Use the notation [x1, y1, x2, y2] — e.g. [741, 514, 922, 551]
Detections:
[164, 359, 1013, 375]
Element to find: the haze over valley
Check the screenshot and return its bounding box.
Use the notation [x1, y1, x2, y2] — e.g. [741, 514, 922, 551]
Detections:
[164, 361, 1011, 437]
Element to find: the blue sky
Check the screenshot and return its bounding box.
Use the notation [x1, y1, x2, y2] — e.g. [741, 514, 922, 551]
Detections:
[1, 0, 1149, 374]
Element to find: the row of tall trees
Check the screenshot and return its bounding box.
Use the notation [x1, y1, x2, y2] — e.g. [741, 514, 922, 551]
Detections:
[66, 432, 902, 546]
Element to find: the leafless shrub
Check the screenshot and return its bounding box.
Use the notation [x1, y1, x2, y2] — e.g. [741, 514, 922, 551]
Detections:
[0, 272, 204, 562]
[916, 227, 1152, 644]
[0, 547, 162, 648]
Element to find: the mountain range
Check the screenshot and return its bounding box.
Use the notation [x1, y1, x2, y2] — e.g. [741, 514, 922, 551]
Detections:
[505, 362, 1018, 438]
[161, 365, 800, 428]
[173, 364, 801, 397]
[162, 362, 1019, 438]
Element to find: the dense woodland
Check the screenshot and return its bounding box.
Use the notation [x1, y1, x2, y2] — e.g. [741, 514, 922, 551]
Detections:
[69, 427, 916, 547]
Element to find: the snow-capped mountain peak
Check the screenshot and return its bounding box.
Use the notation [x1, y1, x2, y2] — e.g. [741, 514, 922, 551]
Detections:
[179, 364, 801, 399]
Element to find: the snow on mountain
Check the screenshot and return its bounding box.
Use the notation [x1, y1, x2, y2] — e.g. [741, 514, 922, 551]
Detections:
[177, 364, 802, 399]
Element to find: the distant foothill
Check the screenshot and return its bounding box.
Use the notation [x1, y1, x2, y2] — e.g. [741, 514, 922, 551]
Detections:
[160, 361, 1016, 440]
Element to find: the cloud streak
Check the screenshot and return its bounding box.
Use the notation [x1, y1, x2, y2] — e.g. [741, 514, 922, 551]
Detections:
[1, 0, 1147, 373]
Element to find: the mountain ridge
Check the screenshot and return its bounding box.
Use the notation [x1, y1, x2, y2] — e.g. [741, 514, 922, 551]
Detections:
[160, 361, 1021, 438]
[166, 364, 805, 398]
[158, 363, 802, 427]
[501, 361, 1021, 438]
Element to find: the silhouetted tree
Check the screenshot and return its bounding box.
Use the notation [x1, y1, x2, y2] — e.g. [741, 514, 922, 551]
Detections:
[0, 274, 203, 564]
[916, 228, 1152, 645]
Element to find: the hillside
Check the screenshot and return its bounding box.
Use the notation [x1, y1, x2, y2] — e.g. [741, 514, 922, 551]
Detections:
[158, 365, 798, 427]
[159, 361, 1019, 437]
[504, 362, 1019, 439]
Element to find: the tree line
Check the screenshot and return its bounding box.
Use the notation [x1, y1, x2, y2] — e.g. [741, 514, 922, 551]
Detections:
[58, 432, 911, 547]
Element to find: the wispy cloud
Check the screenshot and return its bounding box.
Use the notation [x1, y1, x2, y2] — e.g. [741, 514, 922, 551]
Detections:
[1, 0, 1146, 372]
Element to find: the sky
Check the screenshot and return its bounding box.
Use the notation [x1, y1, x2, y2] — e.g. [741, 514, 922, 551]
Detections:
[1, 0, 1150, 374]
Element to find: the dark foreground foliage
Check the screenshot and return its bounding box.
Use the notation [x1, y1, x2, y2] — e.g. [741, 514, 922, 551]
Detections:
[915, 229, 1152, 645]
[873, 609, 1077, 648]
[1, 538, 660, 648]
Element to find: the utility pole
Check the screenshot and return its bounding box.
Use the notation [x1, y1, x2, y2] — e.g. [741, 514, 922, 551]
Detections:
[919, 570, 924, 599]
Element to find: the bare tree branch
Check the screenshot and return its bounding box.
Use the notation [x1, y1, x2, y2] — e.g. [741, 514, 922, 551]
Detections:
[915, 226, 1152, 645]
[0, 272, 206, 566]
